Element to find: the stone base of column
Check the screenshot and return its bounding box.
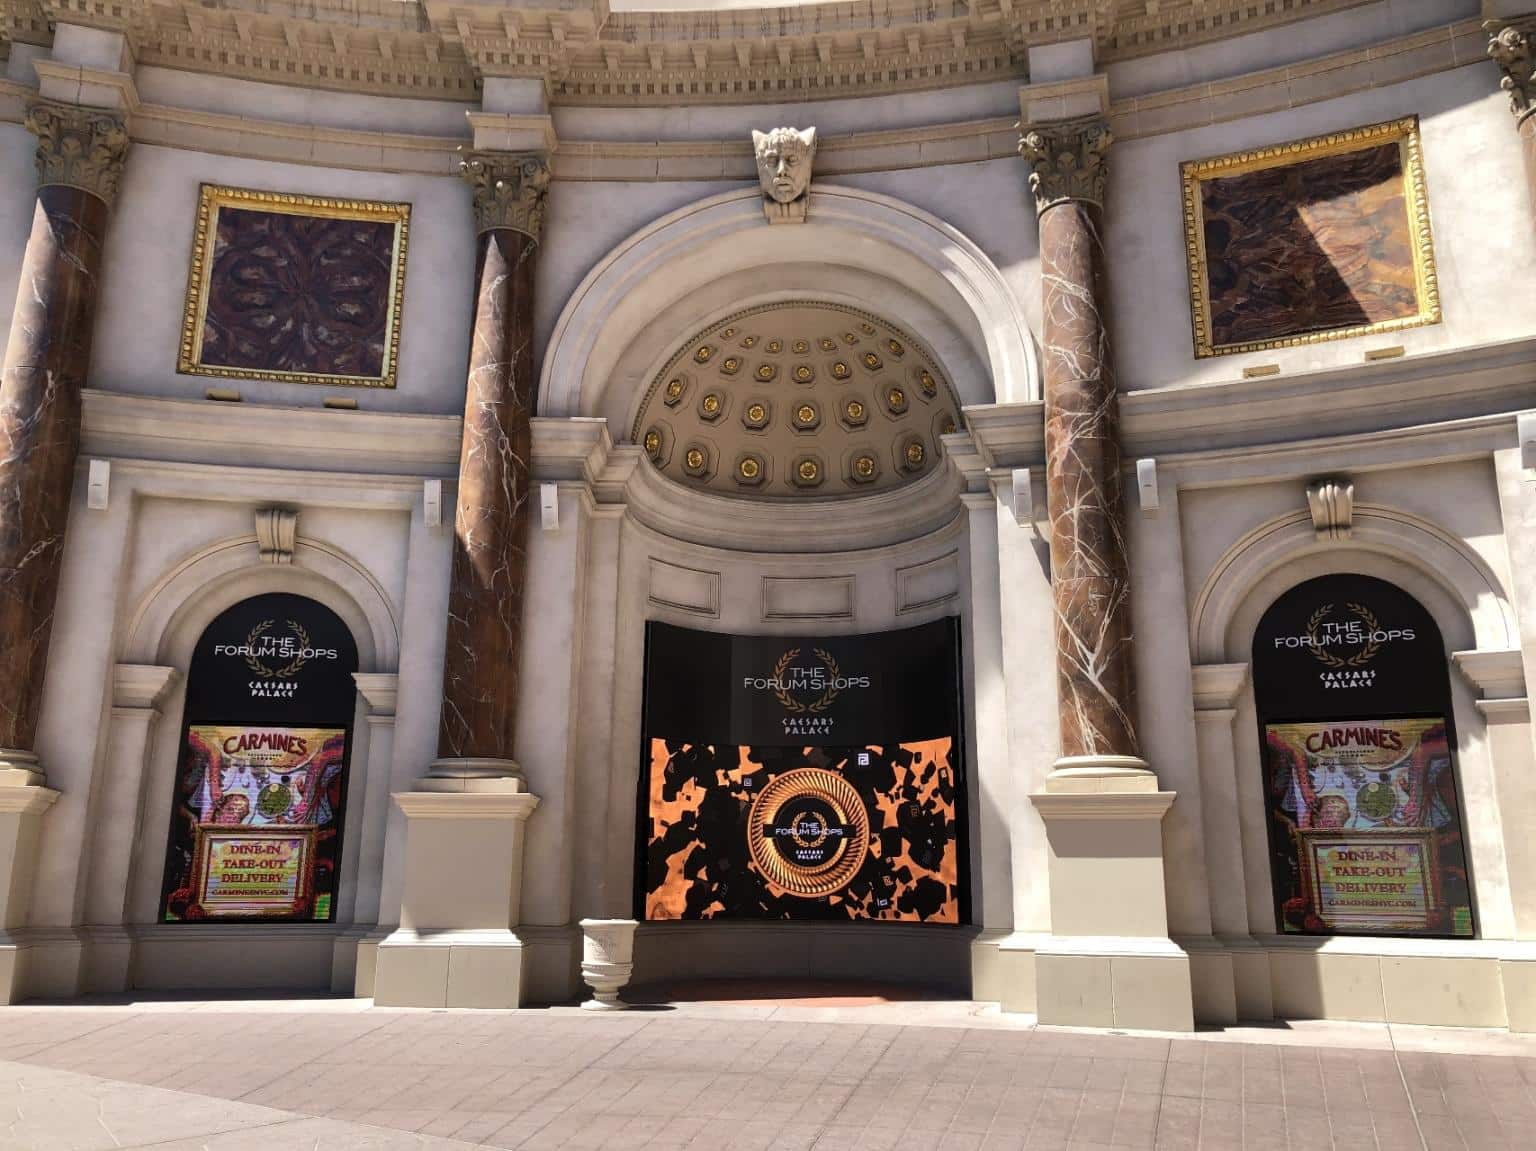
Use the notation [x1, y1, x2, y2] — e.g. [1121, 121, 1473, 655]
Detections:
[374, 928, 533, 1009]
[372, 762, 540, 1008]
[0, 753, 60, 1005]
[1031, 756, 1193, 1031]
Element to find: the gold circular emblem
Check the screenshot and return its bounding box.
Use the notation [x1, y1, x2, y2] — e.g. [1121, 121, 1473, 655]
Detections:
[766, 340, 783, 354]
[701, 394, 721, 415]
[860, 323, 876, 335]
[798, 459, 820, 481]
[756, 363, 776, 381]
[864, 353, 883, 371]
[887, 339, 904, 356]
[796, 404, 816, 423]
[819, 337, 838, 352]
[747, 767, 870, 898]
[939, 414, 956, 436]
[665, 379, 684, 399]
[742, 336, 757, 348]
[721, 328, 736, 338]
[694, 346, 712, 363]
[722, 356, 741, 373]
[846, 400, 865, 420]
[685, 448, 706, 471]
[793, 340, 810, 354]
[794, 365, 814, 382]
[842, 332, 859, 344]
[888, 388, 906, 408]
[832, 362, 851, 379]
[738, 457, 761, 480]
[905, 440, 926, 467]
[746, 402, 767, 422]
[854, 455, 876, 478]
[919, 371, 937, 396]
[643, 430, 662, 456]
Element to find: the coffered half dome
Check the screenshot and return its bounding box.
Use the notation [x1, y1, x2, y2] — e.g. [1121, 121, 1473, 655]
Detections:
[632, 302, 961, 499]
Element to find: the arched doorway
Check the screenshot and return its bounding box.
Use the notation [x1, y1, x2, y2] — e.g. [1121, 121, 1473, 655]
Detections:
[158, 593, 360, 924]
[1251, 574, 1474, 938]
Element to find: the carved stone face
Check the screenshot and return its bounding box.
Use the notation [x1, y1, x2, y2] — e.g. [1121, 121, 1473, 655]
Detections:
[752, 127, 817, 203]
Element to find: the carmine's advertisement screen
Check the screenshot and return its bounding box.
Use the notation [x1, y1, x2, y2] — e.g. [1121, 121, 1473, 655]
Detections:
[637, 619, 967, 924]
[1252, 574, 1474, 938]
[160, 593, 358, 923]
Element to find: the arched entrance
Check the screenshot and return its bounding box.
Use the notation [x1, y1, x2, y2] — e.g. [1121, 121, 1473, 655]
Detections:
[534, 189, 1030, 996]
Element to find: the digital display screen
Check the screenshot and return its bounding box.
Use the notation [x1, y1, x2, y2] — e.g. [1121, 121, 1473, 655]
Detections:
[1262, 717, 1472, 936]
[160, 594, 358, 923]
[1252, 574, 1474, 938]
[637, 620, 965, 924]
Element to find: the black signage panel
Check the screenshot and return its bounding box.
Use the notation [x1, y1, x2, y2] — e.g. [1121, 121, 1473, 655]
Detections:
[637, 619, 967, 924]
[159, 594, 360, 924]
[644, 618, 960, 746]
[1251, 574, 1446, 719]
[1251, 575, 1473, 938]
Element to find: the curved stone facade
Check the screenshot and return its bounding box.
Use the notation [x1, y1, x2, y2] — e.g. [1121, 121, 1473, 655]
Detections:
[0, 0, 1533, 1033]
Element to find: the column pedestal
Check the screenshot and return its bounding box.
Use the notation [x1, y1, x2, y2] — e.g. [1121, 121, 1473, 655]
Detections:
[1032, 757, 1193, 1031]
[373, 761, 539, 1008]
[0, 754, 60, 1003]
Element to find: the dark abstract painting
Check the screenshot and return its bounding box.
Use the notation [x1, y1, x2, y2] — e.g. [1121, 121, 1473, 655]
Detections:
[1181, 119, 1439, 357]
[180, 187, 410, 387]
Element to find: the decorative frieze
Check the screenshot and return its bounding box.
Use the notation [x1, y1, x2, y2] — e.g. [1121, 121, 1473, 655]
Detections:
[0, 0, 1391, 107]
[24, 100, 130, 207]
[1487, 19, 1536, 124]
[1017, 117, 1111, 215]
[458, 150, 551, 241]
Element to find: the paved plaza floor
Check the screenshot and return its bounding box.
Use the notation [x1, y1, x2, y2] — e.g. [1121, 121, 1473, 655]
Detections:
[2, 990, 1535, 1151]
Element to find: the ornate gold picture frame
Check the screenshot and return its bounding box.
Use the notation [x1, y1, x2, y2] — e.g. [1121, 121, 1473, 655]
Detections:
[1180, 117, 1440, 359]
[178, 185, 410, 388]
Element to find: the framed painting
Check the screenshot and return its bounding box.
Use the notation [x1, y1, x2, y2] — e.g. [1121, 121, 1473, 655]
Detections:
[178, 185, 411, 388]
[1180, 117, 1440, 358]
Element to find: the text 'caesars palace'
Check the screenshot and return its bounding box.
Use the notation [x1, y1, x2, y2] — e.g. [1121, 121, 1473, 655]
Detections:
[0, 0, 1534, 1032]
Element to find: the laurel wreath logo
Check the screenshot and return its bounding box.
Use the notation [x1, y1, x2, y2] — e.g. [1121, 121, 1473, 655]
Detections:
[1304, 602, 1382, 669]
[243, 619, 311, 679]
[771, 647, 842, 714]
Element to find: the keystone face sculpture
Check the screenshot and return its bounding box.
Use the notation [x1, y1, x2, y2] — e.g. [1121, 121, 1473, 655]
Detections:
[752, 126, 817, 223]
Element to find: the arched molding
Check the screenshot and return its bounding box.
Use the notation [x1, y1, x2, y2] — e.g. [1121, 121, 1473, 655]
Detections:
[1191, 505, 1519, 665]
[539, 185, 1038, 421]
[121, 533, 400, 674]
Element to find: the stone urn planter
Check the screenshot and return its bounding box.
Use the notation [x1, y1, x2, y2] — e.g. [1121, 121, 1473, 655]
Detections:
[579, 918, 637, 1010]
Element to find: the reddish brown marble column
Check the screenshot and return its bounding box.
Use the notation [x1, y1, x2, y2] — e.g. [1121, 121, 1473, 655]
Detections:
[431, 152, 550, 778]
[1019, 118, 1144, 770]
[1488, 20, 1536, 228]
[0, 102, 128, 773]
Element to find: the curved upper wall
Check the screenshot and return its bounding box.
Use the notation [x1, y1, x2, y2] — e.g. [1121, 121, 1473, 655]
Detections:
[0, 0, 1519, 420]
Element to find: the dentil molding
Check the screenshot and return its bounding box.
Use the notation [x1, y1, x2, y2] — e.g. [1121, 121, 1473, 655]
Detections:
[0, 0, 1381, 105]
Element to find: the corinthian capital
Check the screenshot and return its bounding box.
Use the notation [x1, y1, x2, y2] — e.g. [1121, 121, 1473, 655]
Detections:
[458, 149, 551, 241]
[24, 100, 130, 207]
[1017, 117, 1112, 215]
[1487, 19, 1536, 125]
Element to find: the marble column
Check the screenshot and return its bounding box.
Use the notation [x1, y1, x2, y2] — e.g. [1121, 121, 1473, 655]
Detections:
[0, 102, 129, 780]
[1489, 19, 1536, 226]
[428, 151, 550, 787]
[1017, 117, 1145, 778]
[1019, 115, 1189, 1031]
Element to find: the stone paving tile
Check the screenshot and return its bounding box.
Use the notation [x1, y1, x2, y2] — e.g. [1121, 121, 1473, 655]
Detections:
[8, 1008, 1536, 1148]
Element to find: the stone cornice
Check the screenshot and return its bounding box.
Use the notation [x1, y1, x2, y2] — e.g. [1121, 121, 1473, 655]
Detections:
[0, 16, 1487, 173]
[0, 0, 1385, 105]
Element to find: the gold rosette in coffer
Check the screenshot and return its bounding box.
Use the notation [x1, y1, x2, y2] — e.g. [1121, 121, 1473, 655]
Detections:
[747, 767, 870, 898]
